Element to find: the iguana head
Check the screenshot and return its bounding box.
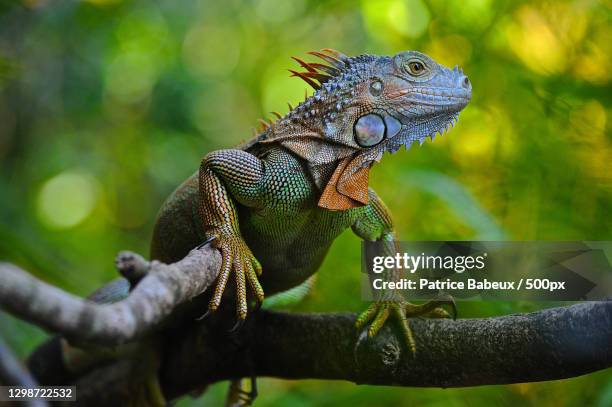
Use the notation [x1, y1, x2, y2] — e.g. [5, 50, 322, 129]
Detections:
[261, 49, 471, 210]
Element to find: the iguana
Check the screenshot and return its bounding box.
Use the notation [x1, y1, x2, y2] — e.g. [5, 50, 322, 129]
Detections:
[27, 49, 470, 407]
[150, 49, 471, 350]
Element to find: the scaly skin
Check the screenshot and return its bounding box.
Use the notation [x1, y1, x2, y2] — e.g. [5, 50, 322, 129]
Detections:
[150, 49, 471, 353]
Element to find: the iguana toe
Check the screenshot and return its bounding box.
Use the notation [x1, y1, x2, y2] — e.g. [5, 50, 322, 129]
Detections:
[356, 297, 457, 354]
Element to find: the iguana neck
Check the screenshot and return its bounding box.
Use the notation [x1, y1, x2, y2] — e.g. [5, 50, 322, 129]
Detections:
[259, 115, 360, 192]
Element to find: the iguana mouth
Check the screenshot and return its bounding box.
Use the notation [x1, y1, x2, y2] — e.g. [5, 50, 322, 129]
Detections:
[387, 87, 471, 103]
[387, 89, 410, 99]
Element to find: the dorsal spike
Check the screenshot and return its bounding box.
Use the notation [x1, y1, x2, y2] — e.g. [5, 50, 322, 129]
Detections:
[287, 102, 293, 110]
[322, 48, 349, 62]
[258, 118, 270, 129]
[271, 111, 282, 119]
[300, 71, 332, 83]
[291, 56, 317, 73]
[304, 89, 308, 101]
[289, 69, 321, 90]
[308, 62, 340, 76]
[307, 51, 344, 68]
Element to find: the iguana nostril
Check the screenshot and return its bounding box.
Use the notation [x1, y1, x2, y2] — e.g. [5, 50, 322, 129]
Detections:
[463, 76, 470, 88]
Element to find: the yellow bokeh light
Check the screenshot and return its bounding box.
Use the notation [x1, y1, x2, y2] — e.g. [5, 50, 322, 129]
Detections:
[573, 39, 611, 85]
[37, 171, 100, 229]
[504, 6, 566, 75]
[450, 106, 500, 161]
[426, 34, 472, 67]
[570, 99, 607, 140]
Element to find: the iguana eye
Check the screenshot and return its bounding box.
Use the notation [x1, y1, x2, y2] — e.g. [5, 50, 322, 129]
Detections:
[354, 114, 385, 147]
[405, 60, 427, 76]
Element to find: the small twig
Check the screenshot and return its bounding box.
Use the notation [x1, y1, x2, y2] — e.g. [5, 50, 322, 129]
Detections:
[115, 251, 151, 289]
[0, 245, 221, 346]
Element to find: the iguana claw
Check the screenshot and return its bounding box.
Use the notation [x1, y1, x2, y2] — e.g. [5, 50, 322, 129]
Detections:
[196, 235, 216, 249]
[229, 318, 245, 333]
[196, 308, 212, 321]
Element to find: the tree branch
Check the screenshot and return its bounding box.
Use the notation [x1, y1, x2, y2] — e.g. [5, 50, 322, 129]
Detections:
[0, 246, 220, 346]
[0, 247, 610, 406]
[162, 302, 612, 394]
[48, 302, 611, 405]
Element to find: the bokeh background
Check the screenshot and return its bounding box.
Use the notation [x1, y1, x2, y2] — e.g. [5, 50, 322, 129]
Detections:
[0, 0, 610, 405]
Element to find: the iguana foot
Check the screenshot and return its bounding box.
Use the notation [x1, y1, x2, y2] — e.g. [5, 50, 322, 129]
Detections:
[355, 296, 456, 353]
[225, 377, 257, 407]
[204, 233, 265, 322]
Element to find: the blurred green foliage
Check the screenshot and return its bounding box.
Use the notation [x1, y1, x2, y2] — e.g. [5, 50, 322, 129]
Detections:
[0, 0, 610, 405]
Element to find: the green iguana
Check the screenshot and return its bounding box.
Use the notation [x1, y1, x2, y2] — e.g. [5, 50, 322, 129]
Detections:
[27, 49, 471, 407]
[150, 49, 471, 349]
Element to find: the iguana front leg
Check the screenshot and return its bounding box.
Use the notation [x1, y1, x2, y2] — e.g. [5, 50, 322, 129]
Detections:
[352, 189, 455, 353]
[199, 149, 266, 321]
